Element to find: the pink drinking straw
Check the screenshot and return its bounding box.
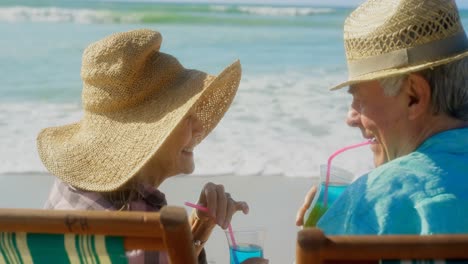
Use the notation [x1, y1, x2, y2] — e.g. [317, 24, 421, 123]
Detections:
[323, 140, 372, 207]
[184, 202, 238, 248]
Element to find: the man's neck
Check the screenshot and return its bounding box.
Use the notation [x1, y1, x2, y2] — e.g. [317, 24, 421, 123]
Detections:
[410, 114, 466, 150]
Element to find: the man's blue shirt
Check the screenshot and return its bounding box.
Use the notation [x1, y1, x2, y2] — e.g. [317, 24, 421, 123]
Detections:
[318, 128, 468, 234]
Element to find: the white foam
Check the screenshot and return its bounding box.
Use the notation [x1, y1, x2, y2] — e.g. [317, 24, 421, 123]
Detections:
[192, 70, 374, 178]
[0, 102, 82, 174]
[0, 6, 118, 24]
[0, 71, 374, 178]
[0, 5, 336, 24]
[210, 5, 230, 12]
[236, 6, 335, 17]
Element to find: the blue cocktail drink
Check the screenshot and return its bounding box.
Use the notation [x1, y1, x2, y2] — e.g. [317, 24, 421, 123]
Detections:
[225, 229, 265, 264]
[229, 243, 263, 264]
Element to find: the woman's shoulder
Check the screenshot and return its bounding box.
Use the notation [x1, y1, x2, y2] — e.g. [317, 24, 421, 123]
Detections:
[44, 179, 114, 210]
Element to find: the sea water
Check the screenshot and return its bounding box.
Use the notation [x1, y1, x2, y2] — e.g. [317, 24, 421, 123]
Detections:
[304, 183, 347, 227]
[2, 1, 468, 203]
[0, 0, 376, 181]
[229, 243, 263, 264]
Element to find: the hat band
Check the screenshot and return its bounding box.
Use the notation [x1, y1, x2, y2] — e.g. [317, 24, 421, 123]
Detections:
[347, 31, 468, 78]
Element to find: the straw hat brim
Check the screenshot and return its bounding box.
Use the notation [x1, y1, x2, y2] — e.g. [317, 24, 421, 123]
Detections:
[330, 50, 468, 90]
[37, 60, 241, 192]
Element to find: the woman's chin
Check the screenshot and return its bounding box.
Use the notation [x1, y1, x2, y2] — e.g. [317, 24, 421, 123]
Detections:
[180, 163, 195, 175]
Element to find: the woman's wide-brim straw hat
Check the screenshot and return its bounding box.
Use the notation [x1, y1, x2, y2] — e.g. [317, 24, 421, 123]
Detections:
[37, 29, 241, 192]
[332, 0, 468, 90]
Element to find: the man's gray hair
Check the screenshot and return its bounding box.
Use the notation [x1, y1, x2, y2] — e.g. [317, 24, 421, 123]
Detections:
[378, 57, 468, 121]
[379, 75, 406, 96]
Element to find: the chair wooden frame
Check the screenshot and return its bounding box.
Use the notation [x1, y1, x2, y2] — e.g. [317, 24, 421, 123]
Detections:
[297, 228, 468, 264]
[0, 206, 197, 264]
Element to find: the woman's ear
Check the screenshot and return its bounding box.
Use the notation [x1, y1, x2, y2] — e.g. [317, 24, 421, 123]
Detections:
[404, 73, 431, 120]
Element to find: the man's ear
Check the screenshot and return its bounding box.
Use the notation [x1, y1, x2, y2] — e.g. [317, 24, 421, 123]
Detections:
[404, 73, 431, 120]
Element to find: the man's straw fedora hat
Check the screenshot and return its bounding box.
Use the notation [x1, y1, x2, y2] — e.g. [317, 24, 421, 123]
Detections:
[332, 0, 468, 90]
[37, 29, 241, 192]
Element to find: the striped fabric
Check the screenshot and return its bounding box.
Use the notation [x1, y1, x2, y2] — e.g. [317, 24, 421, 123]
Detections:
[0, 232, 127, 264]
[44, 179, 171, 264]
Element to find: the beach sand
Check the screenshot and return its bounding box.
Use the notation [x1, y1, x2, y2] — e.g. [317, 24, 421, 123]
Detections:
[0, 173, 317, 264]
[160, 175, 317, 264]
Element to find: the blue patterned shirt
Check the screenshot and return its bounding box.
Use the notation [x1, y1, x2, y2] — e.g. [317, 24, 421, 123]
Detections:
[318, 128, 468, 235]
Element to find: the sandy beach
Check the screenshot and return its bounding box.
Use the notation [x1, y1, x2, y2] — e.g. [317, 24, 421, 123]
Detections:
[0, 173, 317, 264]
[161, 175, 318, 264]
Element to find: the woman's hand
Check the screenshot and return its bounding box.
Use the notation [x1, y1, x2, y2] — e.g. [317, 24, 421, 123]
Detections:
[295, 185, 317, 226]
[196, 182, 249, 229]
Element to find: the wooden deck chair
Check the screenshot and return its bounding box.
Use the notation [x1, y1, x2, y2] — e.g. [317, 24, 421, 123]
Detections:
[296, 228, 468, 264]
[0, 206, 197, 264]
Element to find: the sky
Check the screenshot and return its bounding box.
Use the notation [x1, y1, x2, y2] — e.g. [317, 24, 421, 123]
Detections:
[143, 0, 468, 9]
[148, 0, 363, 6]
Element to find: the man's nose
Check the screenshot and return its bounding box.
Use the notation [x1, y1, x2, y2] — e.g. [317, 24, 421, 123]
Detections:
[346, 108, 360, 127]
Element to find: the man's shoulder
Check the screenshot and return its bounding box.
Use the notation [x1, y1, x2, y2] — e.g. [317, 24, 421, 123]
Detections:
[367, 152, 445, 189]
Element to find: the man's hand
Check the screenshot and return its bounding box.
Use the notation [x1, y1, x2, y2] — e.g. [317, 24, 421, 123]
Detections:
[295, 185, 317, 226]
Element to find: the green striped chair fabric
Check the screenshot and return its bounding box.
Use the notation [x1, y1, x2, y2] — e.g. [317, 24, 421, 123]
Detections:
[0, 233, 126, 264]
[0, 207, 197, 264]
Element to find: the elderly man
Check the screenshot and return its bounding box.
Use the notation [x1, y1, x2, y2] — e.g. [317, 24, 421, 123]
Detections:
[297, 0, 468, 234]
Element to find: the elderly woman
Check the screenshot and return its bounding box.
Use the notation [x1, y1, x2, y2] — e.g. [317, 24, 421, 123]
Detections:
[297, 0, 468, 235]
[37, 29, 251, 263]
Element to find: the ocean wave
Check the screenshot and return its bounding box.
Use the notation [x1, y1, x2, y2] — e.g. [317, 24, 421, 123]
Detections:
[234, 6, 335, 16]
[0, 71, 373, 178]
[209, 5, 335, 16]
[0, 6, 121, 24]
[0, 5, 337, 25]
[0, 102, 82, 175]
[0, 171, 52, 177]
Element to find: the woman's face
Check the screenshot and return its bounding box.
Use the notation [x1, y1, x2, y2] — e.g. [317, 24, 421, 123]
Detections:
[346, 80, 408, 167]
[138, 113, 205, 186]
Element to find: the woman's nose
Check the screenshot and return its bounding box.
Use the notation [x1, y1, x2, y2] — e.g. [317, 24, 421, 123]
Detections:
[346, 107, 360, 127]
[192, 116, 205, 138]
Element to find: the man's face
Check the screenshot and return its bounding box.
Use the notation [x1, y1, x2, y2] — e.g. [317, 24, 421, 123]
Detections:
[346, 80, 408, 167]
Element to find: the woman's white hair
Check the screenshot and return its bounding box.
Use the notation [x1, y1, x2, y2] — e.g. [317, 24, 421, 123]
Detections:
[378, 57, 468, 121]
